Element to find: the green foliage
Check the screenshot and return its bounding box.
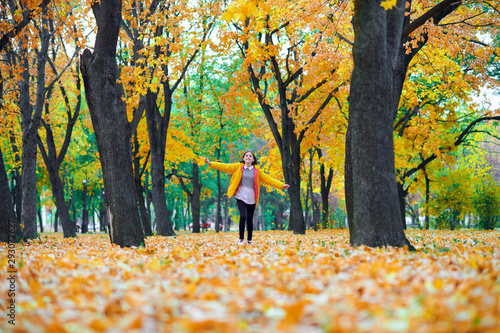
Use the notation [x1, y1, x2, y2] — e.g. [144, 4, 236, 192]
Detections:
[473, 180, 500, 230]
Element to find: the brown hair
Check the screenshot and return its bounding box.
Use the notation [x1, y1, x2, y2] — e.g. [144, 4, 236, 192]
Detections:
[240, 151, 258, 165]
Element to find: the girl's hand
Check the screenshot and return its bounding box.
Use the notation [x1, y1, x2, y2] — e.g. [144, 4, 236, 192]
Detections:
[204, 157, 211, 166]
[283, 184, 290, 190]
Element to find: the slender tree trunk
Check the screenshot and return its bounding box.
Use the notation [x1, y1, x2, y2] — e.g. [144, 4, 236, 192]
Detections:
[224, 192, 229, 232]
[133, 136, 152, 236]
[19, 17, 50, 238]
[347, 0, 412, 248]
[397, 182, 408, 230]
[37, 205, 44, 233]
[144, 170, 152, 230]
[0, 148, 22, 242]
[144, 91, 175, 236]
[81, 182, 88, 233]
[80, 0, 144, 247]
[54, 210, 58, 232]
[318, 148, 333, 229]
[69, 181, 76, 225]
[312, 194, 320, 231]
[424, 168, 430, 230]
[8, 134, 22, 223]
[260, 196, 265, 231]
[192, 163, 201, 233]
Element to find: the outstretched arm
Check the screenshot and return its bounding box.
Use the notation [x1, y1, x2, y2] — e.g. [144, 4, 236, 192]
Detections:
[204, 158, 240, 174]
[260, 172, 289, 190]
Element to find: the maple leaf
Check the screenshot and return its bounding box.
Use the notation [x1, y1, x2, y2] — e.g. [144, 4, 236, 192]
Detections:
[380, 0, 397, 10]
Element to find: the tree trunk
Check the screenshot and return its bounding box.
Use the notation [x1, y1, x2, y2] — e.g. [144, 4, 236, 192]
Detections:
[37, 205, 44, 233]
[318, 148, 333, 229]
[80, 0, 144, 247]
[224, 191, 229, 232]
[81, 182, 88, 233]
[424, 167, 430, 230]
[284, 145, 304, 233]
[260, 198, 265, 231]
[192, 163, 201, 233]
[144, 91, 175, 236]
[54, 210, 58, 232]
[216, 169, 221, 233]
[397, 182, 408, 230]
[144, 170, 152, 230]
[133, 136, 152, 236]
[0, 147, 23, 243]
[8, 134, 22, 223]
[49, 174, 74, 236]
[312, 195, 320, 231]
[347, 0, 412, 248]
[20, 11, 51, 238]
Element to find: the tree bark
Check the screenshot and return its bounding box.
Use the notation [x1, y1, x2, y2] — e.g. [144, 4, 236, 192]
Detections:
[347, 0, 412, 248]
[8, 133, 22, 223]
[44, 165, 75, 237]
[81, 181, 88, 233]
[424, 167, 430, 230]
[144, 91, 175, 236]
[192, 163, 201, 233]
[37, 85, 80, 238]
[0, 147, 22, 243]
[80, 0, 144, 247]
[133, 135, 152, 236]
[37, 203, 44, 233]
[20, 9, 50, 239]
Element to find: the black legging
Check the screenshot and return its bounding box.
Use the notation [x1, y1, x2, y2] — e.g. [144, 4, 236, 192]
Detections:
[237, 199, 256, 241]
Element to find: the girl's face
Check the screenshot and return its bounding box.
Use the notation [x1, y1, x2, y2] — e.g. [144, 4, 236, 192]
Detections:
[243, 152, 255, 164]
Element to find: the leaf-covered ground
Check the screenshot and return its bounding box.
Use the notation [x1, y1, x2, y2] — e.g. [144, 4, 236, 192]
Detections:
[1, 230, 500, 332]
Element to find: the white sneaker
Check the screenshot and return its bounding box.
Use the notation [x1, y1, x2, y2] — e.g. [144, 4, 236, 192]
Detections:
[238, 240, 246, 245]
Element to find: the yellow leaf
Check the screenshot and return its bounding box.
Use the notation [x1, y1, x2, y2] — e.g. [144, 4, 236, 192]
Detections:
[380, 0, 397, 10]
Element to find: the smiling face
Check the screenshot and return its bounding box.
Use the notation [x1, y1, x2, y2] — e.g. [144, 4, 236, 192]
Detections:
[242, 151, 256, 165]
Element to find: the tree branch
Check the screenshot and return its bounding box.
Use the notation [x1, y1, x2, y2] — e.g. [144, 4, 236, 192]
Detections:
[0, 0, 53, 53]
[401, 0, 461, 39]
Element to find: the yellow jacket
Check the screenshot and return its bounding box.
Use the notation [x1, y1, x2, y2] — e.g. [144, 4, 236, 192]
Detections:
[209, 162, 284, 204]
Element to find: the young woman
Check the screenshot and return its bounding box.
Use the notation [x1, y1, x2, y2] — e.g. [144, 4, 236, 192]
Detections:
[204, 151, 290, 244]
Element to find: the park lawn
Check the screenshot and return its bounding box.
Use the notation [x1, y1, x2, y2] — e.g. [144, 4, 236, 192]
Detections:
[1, 230, 499, 333]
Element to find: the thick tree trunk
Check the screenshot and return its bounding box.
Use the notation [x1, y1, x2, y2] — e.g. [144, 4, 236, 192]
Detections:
[80, 0, 144, 247]
[20, 134, 38, 239]
[347, 0, 412, 248]
[0, 148, 22, 243]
